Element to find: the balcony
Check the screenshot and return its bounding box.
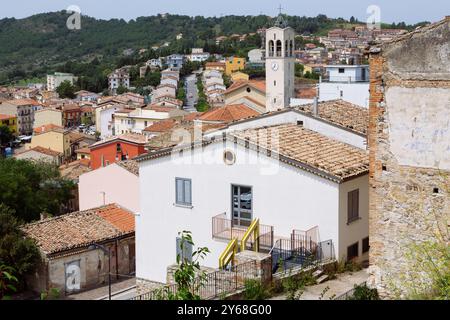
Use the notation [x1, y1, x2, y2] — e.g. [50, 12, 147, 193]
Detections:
[212, 213, 274, 251]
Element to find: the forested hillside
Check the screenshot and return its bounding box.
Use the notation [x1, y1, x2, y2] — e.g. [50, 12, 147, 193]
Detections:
[0, 11, 425, 85]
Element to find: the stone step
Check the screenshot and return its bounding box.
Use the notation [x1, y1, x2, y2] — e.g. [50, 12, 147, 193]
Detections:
[312, 269, 324, 278]
[316, 275, 329, 284]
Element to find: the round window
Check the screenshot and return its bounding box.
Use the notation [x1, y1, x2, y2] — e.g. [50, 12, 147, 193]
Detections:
[246, 87, 252, 93]
[223, 150, 236, 165]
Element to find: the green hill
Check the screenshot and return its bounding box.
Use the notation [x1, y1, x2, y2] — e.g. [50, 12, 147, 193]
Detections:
[0, 12, 425, 85]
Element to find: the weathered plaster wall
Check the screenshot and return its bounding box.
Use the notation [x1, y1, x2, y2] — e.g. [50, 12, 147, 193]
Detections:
[368, 18, 450, 299]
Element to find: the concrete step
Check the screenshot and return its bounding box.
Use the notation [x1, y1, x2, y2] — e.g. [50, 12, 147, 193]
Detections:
[316, 275, 329, 284]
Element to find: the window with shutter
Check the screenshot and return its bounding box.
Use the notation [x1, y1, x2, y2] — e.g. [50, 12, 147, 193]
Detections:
[347, 189, 360, 223]
[175, 178, 192, 206]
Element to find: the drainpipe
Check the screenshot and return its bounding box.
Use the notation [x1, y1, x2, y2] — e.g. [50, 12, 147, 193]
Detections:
[115, 240, 119, 280]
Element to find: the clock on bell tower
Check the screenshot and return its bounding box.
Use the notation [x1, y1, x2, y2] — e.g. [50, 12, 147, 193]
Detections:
[265, 13, 295, 112]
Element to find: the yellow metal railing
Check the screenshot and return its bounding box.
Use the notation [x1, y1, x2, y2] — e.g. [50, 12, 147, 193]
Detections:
[241, 219, 260, 252]
[219, 238, 238, 269]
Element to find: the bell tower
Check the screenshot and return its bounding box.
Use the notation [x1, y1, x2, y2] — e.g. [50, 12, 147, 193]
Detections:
[265, 12, 295, 112]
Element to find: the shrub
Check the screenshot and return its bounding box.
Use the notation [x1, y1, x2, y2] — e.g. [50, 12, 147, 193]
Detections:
[243, 279, 270, 300]
[347, 284, 379, 300]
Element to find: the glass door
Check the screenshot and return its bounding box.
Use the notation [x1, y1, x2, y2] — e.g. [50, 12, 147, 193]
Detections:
[232, 185, 253, 228]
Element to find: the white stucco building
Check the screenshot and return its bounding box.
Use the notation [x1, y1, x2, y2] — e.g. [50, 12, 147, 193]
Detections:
[47, 73, 77, 91]
[136, 119, 369, 283]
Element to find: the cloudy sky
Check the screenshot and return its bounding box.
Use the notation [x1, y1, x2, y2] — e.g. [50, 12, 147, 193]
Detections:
[1, 0, 448, 24]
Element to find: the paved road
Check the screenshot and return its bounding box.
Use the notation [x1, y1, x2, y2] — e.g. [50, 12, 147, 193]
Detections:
[184, 73, 199, 113]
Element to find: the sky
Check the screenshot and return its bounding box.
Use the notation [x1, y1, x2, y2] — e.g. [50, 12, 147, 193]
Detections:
[1, 0, 448, 24]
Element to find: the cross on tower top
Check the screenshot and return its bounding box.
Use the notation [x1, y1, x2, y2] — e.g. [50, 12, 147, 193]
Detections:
[277, 4, 283, 15]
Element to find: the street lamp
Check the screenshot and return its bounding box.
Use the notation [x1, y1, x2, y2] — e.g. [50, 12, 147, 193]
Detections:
[89, 243, 111, 300]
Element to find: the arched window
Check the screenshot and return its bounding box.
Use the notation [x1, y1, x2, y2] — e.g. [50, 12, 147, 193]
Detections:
[285, 40, 289, 57]
[268, 40, 274, 57]
[289, 40, 294, 57]
[276, 40, 282, 57]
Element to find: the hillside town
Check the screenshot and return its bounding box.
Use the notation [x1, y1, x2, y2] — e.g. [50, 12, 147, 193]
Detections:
[0, 8, 448, 305]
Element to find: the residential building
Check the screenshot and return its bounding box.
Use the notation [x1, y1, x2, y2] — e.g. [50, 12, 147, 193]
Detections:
[61, 103, 82, 128]
[0, 114, 17, 135]
[225, 57, 246, 76]
[30, 124, 72, 159]
[0, 98, 41, 135]
[108, 69, 130, 94]
[367, 18, 450, 298]
[75, 90, 99, 102]
[89, 133, 147, 170]
[22, 204, 135, 295]
[247, 49, 265, 67]
[265, 14, 295, 111]
[79, 160, 139, 212]
[188, 49, 211, 62]
[325, 65, 369, 83]
[113, 106, 184, 135]
[75, 147, 91, 160]
[47, 73, 77, 91]
[95, 101, 128, 138]
[205, 62, 226, 73]
[142, 119, 177, 138]
[33, 109, 63, 129]
[318, 65, 370, 108]
[135, 123, 369, 283]
[14, 146, 63, 165]
[166, 54, 185, 70]
[153, 84, 177, 101]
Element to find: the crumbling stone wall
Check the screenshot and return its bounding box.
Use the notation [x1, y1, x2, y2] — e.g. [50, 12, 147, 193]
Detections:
[368, 18, 450, 299]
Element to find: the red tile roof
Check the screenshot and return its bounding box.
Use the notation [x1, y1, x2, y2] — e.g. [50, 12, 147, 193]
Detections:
[143, 119, 177, 133]
[225, 80, 266, 94]
[21, 204, 135, 256]
[5, 98, 40, 106]
[33, 124, 65, 135]
[198, 104, 259, 123]
[0, 114, 15, 120]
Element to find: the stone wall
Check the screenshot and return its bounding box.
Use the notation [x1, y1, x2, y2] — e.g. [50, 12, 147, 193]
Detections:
[368, 18, 450, 299]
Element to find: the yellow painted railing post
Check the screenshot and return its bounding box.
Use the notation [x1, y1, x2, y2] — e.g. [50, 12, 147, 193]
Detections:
[240, 219, 260, 252]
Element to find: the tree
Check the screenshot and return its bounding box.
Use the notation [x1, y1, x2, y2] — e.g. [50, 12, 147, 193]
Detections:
[295, 63, 305, 77]
[116, 85, 129, 95]
[56, 80, 76, 99]
[0, 158, 75, 222]
[170, 231, 210, 300]
[0, 205, 40, 292]
[0, 264, 18, 300]
[0, 125, 13, 146]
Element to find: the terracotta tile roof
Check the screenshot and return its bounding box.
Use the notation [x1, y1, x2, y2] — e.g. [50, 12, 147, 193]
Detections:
[21, 204, 134, 256]
[295, 99, 368, 135]
[143, 119, 177, 133]
[61, 104, 80, 112]
[296, 86, 317, 99]
[198, 104, 259, 123]
[15, 146, 63, 157]
[183, 112, 204, 122]
[231, 124, 369, 180]
[116, 160, 139, 176]
[59, 159, 92, 180]
[75, 147, 91, 154]
[0, 114, 15, 120]
[5, 98, 40, 106]
[33, 124, 66, 135]
[91, 133, 147, 148]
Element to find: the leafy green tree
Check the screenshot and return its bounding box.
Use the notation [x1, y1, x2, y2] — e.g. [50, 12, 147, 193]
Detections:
[56, 80, 76, 99]
[0, 158, 75, 222]
[0, 125, 13, 146]
[295, 63, 305, 77]
[116, 85, 129, 95]
[0, 205, 40, 292]
[0, 264, 19, 300]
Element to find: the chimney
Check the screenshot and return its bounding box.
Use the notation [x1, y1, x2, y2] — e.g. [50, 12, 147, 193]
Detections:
[313, 97, 319, 116]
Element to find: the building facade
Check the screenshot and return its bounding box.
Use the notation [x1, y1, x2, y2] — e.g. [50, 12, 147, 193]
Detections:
[367, 18, 450, 299]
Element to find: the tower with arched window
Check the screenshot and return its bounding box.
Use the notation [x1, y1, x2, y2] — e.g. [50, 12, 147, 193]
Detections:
[265, 14, 295, 111]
